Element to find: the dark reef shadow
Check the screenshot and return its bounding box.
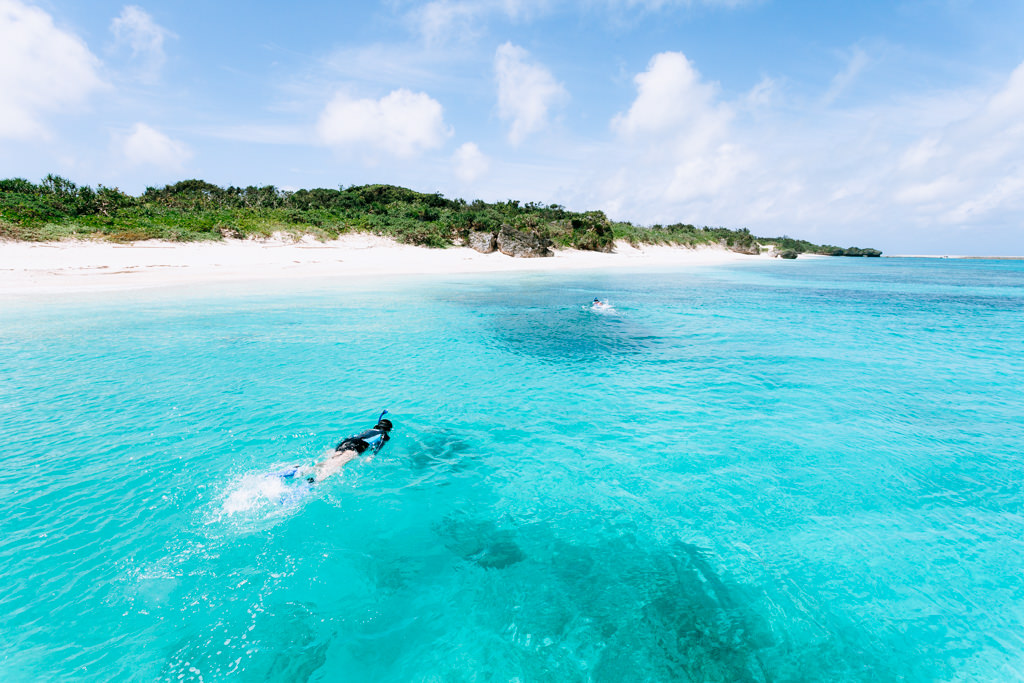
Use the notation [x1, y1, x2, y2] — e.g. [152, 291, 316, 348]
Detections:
[528, 531, 775, 682]
[399, 432, 490, 492]
[160, 600, 329, 682]
[434, 512, 526, 570]
[436, 284, 673, 366]
[480, 305, 671, 366]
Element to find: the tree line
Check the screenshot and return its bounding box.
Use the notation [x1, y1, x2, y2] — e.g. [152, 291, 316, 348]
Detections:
[0, 174, 881, 256]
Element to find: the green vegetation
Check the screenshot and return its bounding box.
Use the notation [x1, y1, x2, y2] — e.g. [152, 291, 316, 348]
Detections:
[0, 175, 881, 256]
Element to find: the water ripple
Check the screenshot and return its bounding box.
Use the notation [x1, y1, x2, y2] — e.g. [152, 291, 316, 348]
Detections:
[2, 261, 1024, 680]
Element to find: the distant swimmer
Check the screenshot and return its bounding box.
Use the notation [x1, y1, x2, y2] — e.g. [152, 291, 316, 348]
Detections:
[279, 411, 393, 484]
[592, 297, 608, 308]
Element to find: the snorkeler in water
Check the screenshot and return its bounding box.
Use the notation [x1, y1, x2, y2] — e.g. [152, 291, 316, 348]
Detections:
[279, 412, 393, 484]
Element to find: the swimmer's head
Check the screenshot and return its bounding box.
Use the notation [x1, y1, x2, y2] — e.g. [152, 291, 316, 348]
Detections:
[376, 418, 393, 432]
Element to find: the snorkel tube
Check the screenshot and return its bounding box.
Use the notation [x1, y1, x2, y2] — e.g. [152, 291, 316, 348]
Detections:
[363, 409, 392, 455]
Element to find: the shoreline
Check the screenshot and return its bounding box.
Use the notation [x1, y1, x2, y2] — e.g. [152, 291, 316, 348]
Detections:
[0, 235, 785, 296]
[886, 254, 1024, 260]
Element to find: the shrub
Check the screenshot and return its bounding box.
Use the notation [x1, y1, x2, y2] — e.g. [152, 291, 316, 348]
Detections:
[0, 174, 882, 255]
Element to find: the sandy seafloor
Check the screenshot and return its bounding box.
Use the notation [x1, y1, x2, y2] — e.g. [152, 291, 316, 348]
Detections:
[3, 248, 1024, 681]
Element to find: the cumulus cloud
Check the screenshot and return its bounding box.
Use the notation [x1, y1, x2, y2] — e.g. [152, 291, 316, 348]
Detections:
[453, 142, 490, 181]
[593, 50, 1024, 252]
[121, 123, 192, 168]
[0, 0, 106, 140]
[317, 88, 452, 157]
[494, 42, 568, 144]
[610, 52, 747, 204]
[612, 52, 723, 136]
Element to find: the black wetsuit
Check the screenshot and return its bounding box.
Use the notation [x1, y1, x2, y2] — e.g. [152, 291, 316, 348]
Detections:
[295, 422, 392, 483]
[335, 424, 391, 455]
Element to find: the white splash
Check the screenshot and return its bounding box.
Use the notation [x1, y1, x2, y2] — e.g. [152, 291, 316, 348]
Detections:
[588, 300, 617, 315]
[221, 471, 310, 514]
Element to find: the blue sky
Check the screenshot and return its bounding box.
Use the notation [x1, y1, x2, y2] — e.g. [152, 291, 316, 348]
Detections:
[2, 0, 1023, 254]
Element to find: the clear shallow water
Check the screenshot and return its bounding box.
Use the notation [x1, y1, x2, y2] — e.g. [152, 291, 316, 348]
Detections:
[2, 258, 1023, 681]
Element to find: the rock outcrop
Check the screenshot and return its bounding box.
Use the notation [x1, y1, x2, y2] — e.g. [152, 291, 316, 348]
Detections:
[495, 225, 552, 258]
[730, 242, 761, 255]
[468, 231, 497, 253]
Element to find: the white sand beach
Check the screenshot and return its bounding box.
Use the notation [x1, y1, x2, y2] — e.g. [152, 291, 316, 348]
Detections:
[0, 234, 780, 296]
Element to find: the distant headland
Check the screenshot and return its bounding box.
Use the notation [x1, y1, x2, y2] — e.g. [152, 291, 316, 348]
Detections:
[1, 175, 881, 259]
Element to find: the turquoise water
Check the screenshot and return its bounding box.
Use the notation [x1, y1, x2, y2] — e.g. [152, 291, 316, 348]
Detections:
[2, 258, 1024, 681]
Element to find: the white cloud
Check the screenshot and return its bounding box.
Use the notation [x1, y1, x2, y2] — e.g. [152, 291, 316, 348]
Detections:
[602, 54, 1024, 251]
[608, 52, 747, 205]
[821, 48, 869, 106]
[899, 136, 942, 170]
[886, 61, 1024, 227]
[316, 88, 452, 157]
[744, 76, 776, 109]
[406, 0, 553, 44]
[946, 172, 1024, 225]
[0, 0, 106, 140]
[399, 45, 1022, 253]
[404, 0, 751, 45]
[494, 42, 568, 144]
[498, 0, 553, 20]
[612, 51, 722, 137]
[603, 0, 756, 10]
[321, 44, 469, 95]
[893, 175, 960, 205]
[110, 5, 173, 83]
[412, 1, 486, 46]
[453, 142, 490, 181]
[986, 60, 1024, 120]
[121, 122, 192, 168]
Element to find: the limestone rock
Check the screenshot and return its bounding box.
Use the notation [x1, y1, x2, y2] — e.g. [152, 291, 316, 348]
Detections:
[496, 225, 552, 258]
[468, 231, 497, 253]
[730, 242, 761, 255]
